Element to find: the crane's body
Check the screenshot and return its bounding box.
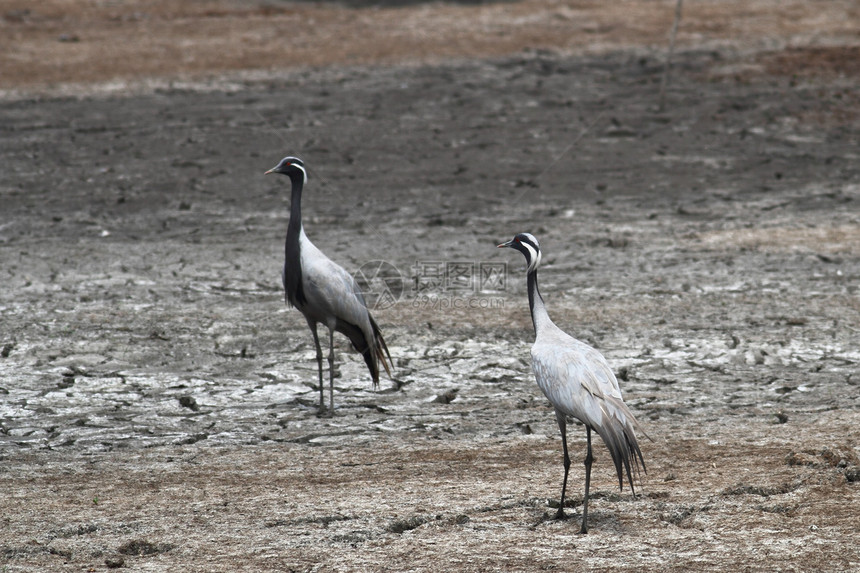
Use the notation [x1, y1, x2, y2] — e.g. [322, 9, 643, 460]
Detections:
[268, 156, 391, 414]
[499, 233, 646, 534]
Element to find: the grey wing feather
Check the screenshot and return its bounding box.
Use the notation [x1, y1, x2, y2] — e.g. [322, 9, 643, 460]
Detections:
[302, 246, 373, 335]
[532, 334, 620, 423]
[532, 330, 647, 490]
[298, 237, 391, 383]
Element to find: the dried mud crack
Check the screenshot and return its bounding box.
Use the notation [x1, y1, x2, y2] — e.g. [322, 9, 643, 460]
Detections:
[2, 0, 860, 572]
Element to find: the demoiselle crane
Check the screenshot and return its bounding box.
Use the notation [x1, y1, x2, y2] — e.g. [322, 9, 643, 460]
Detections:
[266, 156, 391, 414]
[499, 232, 647, 533]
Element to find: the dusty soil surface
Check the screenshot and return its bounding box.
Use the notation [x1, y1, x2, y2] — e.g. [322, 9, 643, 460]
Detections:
[2, 1, 860, 571]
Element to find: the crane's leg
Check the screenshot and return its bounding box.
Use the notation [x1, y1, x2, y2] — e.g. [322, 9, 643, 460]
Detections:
[580, 426, 594, 535]
[308, 320, 325, 414]
[327, 327, 335, 413]
[554, 410, 571, 521]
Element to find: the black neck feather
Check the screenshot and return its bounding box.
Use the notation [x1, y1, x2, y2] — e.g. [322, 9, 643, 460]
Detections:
[284, 176, 307, 307]
[526, 269, 542, 334]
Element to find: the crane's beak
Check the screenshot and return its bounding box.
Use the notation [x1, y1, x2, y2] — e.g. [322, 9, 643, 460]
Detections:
[497, 240, 513, 249]
[264, 168, 276, 175]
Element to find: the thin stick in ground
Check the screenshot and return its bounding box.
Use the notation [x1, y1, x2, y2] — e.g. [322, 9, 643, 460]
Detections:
[659, 0, 684, 112]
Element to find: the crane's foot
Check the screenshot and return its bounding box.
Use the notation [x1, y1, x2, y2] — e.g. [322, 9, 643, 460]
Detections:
[553, 507, 571, 521]
[578, 523, 588, 535]
[316, 406, 334, 418]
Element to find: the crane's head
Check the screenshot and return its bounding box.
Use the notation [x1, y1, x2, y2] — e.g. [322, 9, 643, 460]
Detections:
[498, 233, 541, 273]
[265, 156, 307, 185]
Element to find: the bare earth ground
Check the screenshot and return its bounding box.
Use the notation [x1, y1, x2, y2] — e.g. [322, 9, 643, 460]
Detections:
[1, 1, 860, 571]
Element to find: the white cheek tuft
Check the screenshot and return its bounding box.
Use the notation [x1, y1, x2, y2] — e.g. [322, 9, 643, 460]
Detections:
[522, 242, 541, 272]
[293, 164, 308, 185]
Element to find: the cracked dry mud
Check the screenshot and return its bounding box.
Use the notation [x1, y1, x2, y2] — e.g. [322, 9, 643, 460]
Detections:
[1, 1, 860, 571]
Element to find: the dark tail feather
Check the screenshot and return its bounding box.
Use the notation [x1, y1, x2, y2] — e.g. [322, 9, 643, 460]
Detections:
[370, 315, 392, 379]
[343, 315, 392, 389]
[598, 424, 629, 492]
[620, 428, 646, 496]
[596, 414, 646, 495]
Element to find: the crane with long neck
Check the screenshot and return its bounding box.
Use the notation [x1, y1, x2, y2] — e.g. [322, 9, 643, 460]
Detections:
[267, 156, 391, 414]
[499, 232, 647, 533]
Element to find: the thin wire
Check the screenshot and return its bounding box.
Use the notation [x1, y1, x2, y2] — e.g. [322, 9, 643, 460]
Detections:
[253, 109, 290, 149]
[511, 109, 605, 206]
[254, 109, 388, 245]
[257, 106, 605, 244]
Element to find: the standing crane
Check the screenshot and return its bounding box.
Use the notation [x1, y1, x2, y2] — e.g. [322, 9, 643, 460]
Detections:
[498, 232, 647, 533]
[266, 156, 391, 415]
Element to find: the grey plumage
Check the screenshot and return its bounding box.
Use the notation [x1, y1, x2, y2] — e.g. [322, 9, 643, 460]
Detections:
[499, 232, 647, 534]
[267, 156, 391, 414]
